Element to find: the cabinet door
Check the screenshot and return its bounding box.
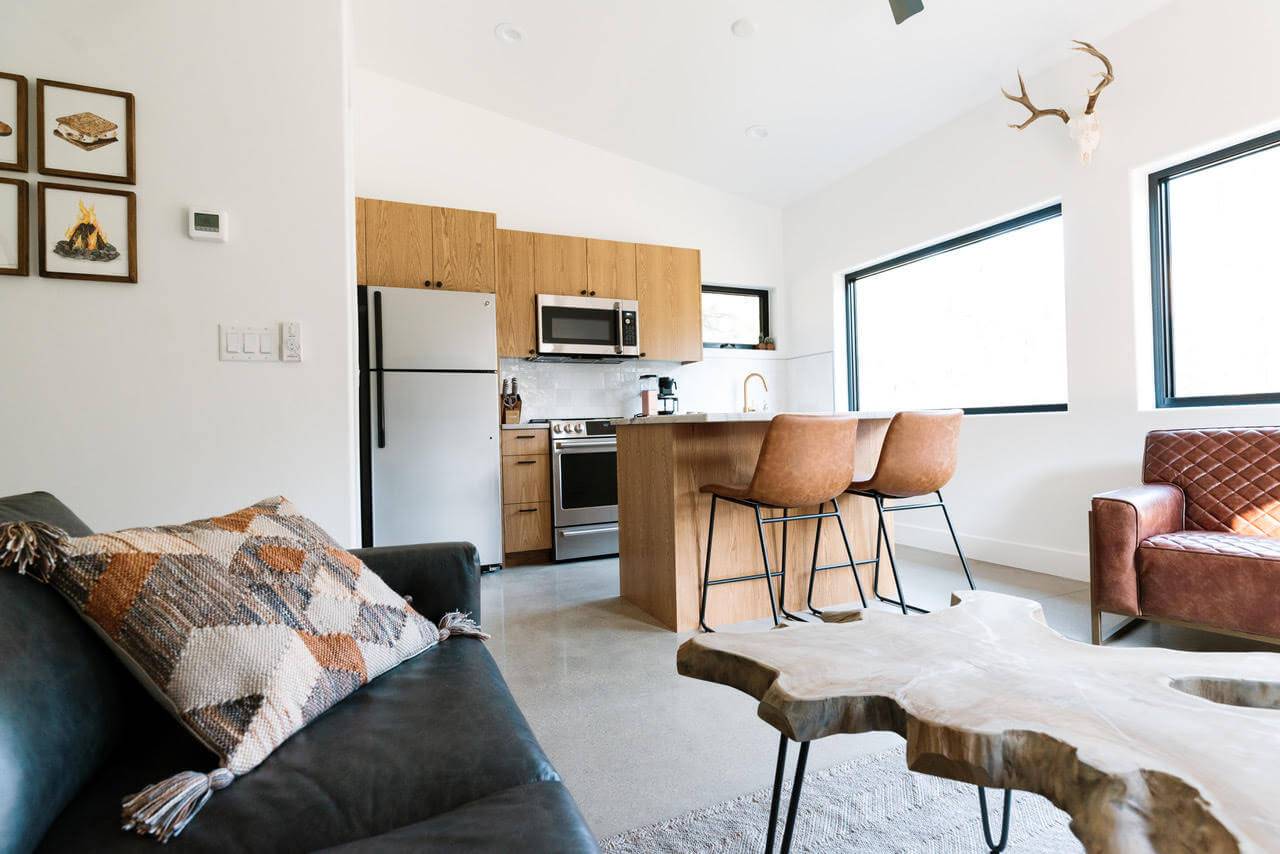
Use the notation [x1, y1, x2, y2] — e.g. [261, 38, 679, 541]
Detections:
[636, 244, 703, 362]
[355, 198, 367, 286]
[432, 206, 496, 292]
[496, 229, 537, 358]
[586, 239, 637, 300]
[533, 233, 588, 297]
[502, 455, 551, 503]
[363, 199, 433, 289]
[503, 502, 552, 552]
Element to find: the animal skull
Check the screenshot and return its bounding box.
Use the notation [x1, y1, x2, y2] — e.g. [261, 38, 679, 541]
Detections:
[1002, 41, 1115, 165]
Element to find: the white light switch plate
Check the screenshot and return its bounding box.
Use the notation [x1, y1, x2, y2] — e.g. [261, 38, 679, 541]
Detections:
[220, 324, 277, 361]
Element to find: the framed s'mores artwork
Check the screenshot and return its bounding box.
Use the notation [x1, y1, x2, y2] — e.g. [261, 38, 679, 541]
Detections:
[0, 72, 27, 172]
[37, 79, 135, 184]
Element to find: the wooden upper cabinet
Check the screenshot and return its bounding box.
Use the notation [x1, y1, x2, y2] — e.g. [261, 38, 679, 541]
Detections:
[362, 198, 433, 289]
[636, 243, 703, 363]
[586, 239, 637, 300]
[497, 229, 537, 358]
[533, 233, 588, 297]
[355, 198, 367, 285]
[432, 206, 496, 292]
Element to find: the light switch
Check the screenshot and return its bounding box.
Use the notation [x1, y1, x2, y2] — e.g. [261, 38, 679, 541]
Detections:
[220, 324, 277, 362]
[282, 322, 302, 362]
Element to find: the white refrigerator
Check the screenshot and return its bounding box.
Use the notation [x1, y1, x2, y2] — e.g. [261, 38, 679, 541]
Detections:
[359, 287, 502, 565]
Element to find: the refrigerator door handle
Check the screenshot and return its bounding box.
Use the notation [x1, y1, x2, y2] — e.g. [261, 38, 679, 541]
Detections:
[374, 290, 387, 449]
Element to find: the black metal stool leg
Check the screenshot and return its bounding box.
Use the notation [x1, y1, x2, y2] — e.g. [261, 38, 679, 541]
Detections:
[778, 741, 810, 854]
[978, 786, 1013, 853]
[831, 500, 868, 609]
[870, 507, 883, 598]
[699, 496, 718, 632]
[778, 509, 804, 622]
[873, 497, 928, 615]
[765, 733, 788, 854]
[937, 490, 977, 591]
[805, 502, 826, 616]
[754, 505, 782, 626]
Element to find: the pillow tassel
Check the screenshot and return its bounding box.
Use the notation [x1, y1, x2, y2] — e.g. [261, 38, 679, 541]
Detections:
[121, 768, 233, 843]
[437, 611, 491, 641]
[0, 521, 68, 583]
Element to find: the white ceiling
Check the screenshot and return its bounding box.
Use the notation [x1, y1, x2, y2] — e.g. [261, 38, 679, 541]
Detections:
[353, 0, 1169, 207]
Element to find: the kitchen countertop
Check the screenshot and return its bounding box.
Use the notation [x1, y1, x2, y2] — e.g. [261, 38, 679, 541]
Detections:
[500, 423, 549, 430]
[611, 410, 898, 426]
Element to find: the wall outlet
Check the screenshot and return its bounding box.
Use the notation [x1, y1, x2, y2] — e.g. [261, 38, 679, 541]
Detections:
[282, 322, 302, 362]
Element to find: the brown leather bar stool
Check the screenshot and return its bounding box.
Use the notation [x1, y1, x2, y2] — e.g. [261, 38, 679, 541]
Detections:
[836, 409, 975, 615]
[698, 414, 866, 632]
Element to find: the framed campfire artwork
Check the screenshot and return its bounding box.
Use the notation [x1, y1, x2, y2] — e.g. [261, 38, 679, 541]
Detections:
[0, 177, 28, 277]
[36, 79, 135, 184]
[38, 182, 137, 283]
[0, 72, 27, 172]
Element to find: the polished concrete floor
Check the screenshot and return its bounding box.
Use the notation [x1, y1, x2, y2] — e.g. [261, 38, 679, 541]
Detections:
[479, 547, 1273, 839]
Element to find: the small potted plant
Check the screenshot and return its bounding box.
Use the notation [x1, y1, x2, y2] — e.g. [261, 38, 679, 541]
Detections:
[758, 336, 776, 351]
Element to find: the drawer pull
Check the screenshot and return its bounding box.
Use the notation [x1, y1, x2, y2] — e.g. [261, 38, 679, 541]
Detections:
[515, 460, 537, 465]
[518, 508, 539, 513]
[516, 434, 538, 439]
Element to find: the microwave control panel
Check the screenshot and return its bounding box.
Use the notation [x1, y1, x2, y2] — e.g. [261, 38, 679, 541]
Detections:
[621, 311, 637, 347]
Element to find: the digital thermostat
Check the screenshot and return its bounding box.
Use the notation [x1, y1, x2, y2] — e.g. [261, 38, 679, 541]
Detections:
[188, 208, 229, 242]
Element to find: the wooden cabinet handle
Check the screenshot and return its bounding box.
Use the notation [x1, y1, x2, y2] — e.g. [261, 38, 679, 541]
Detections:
[422, 279, 430, 287]
[518, 507, 539, 513]
[579, 289, 587, 296]
[516, 434, 538, 439]
[516, 460, 537, 465]
[435, 281, 444, 288]
[589, 290, 596, 296]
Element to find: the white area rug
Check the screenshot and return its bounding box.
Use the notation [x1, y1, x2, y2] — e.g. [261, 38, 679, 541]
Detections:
[600, 744, 1084, 853]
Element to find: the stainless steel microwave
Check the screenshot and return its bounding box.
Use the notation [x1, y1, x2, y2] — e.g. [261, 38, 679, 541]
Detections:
[534, 294, 640, 361]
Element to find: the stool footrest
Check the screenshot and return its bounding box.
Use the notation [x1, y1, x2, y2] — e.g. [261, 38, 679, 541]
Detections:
[706, 569, 783, 587]
[813, 558, 878, 573]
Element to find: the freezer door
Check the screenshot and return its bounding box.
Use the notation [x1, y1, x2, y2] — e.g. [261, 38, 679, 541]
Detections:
[367, 287, 497, 371]
[370, 371, 502, 564]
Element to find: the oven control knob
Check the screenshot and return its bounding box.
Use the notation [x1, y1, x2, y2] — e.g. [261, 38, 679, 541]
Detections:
[574, 424, 584, 433]
[552, 424, 562, 434]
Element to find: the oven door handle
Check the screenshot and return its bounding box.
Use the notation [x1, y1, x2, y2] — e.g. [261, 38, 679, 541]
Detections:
[554, 440, 617, 450]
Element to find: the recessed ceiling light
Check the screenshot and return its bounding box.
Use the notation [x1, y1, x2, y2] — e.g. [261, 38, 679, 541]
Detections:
[494, 23, 523, 44]
[745, 125, 769, 140]
[730, 18, 757, 38]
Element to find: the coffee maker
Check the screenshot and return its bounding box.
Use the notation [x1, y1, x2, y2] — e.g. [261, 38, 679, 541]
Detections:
[657, 376, 678, 415]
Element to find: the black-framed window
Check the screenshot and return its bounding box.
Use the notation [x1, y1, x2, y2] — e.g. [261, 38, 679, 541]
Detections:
[1150, 130, 1280, 408]
[702, 285, 770, 349]
[846, 205, 1068, 415]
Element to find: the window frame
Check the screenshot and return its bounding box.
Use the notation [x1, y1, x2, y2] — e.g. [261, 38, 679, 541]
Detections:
[845, 204, 1068, 416]
[1149, 129, 1280, 409]
[701, 284, 771, 350]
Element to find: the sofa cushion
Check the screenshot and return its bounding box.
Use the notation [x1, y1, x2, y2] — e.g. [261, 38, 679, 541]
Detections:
[1138, 530, 1280, 637]
[313, 782, 598, 854]
[0, 493, 134, 854]
[39, 638, 560, 853]
[1143, 428, 1280, 536]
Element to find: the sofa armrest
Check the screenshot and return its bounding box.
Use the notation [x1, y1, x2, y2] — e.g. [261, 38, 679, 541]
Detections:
[1089, 484, 1184, 616]
[350, 542, 481, 625]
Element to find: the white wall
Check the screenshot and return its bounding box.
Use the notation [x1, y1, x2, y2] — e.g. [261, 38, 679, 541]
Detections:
[353, 68, 791, 415]
[0, 1, 358, 540]
[783, 0, 1280, 579]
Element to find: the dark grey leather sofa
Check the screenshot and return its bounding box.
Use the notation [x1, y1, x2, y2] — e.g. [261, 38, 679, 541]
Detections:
[0, 492, 598, 854]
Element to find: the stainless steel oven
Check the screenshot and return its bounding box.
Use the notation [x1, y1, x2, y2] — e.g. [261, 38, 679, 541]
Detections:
[535, 295, 639, 361]
[550, 418, 619, 560]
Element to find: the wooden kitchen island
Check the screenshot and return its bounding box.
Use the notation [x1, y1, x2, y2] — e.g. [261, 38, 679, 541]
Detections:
[614, 412, 899, 632]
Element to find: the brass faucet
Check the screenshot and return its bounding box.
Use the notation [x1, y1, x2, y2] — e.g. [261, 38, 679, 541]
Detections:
[743, 372, 769, 413]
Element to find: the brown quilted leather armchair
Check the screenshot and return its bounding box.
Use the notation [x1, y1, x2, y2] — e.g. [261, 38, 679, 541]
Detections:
[1090, 427, 1280, 645]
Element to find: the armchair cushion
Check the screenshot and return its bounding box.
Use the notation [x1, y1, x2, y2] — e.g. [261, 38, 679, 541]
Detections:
[1138, 531, 1280, 638]
[1090, 484, 1184, 615]
[350, 542, 480, 625]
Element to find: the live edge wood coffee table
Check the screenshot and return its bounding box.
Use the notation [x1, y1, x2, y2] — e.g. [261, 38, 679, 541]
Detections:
[676, 591, 1280, 854]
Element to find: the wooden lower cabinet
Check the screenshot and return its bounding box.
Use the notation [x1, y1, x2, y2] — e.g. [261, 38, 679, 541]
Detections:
[501, 455, 549, 503]
[503, 502, 552, 552]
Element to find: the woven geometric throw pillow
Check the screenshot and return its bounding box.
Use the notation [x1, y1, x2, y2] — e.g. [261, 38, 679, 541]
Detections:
[0, 496, 487, 843]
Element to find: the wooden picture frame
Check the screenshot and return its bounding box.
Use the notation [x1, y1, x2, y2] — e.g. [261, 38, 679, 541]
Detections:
[38, 181, 137, 283]
[0, 72, 27, 173]
[37, 79, 135, 184]
[0, 177, 28, 276]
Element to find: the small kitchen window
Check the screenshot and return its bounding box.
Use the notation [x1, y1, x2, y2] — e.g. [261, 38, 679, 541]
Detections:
[702, 285, 770, 349]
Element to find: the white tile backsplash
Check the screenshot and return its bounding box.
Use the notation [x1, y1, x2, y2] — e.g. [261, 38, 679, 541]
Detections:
[499, 350, 813, 421]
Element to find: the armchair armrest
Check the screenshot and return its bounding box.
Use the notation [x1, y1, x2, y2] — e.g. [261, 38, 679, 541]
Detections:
[1089, 484, 1184, 615]
[350, 542, 481, 625]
